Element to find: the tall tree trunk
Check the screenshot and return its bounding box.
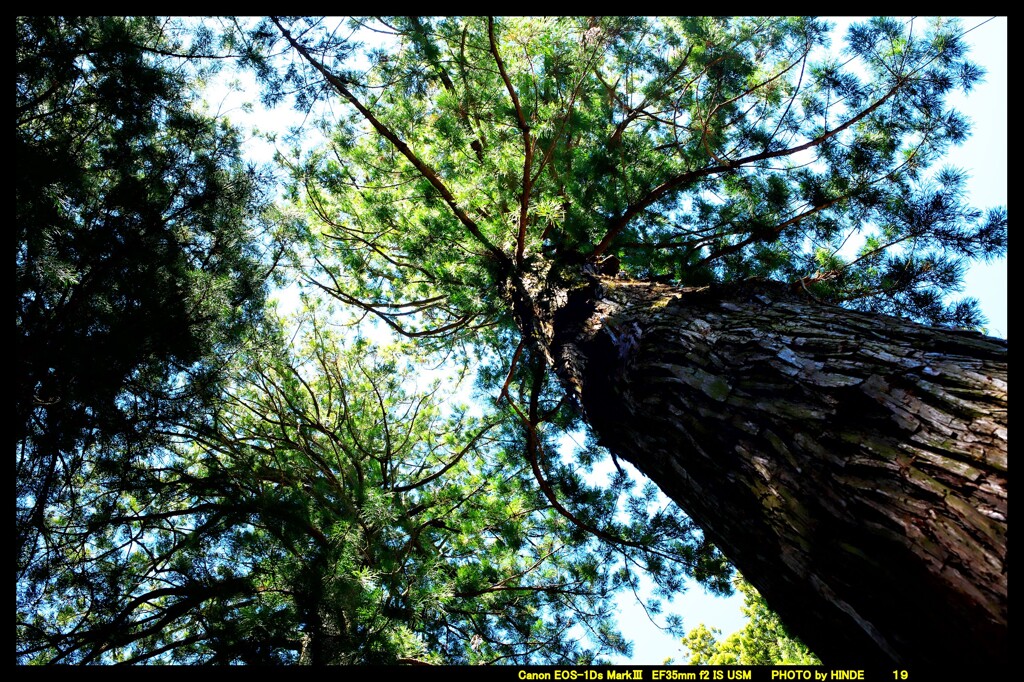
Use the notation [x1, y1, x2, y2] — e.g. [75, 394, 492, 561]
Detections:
[516, 265, 1007, 667]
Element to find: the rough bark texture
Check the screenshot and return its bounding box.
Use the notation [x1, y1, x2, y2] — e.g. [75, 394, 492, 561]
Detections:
[516, 265, 1007, 667]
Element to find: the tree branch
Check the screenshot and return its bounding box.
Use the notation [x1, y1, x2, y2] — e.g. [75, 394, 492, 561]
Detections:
[590, 75, 909, 258]
[488, 17, 533, 265]
[271, 17, 510, 268]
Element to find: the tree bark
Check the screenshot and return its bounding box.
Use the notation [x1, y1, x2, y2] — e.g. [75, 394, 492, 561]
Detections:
[517, 266, 1007, 667]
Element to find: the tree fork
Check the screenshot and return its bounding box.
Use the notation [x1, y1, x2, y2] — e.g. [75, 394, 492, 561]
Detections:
[518, 266, 1006, 666]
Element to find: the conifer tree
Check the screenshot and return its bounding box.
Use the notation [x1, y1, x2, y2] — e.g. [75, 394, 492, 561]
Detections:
[257, 16, 1007, 666]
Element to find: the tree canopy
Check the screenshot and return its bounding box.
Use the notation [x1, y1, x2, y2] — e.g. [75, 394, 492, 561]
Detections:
[16, 16, 273, 662]
[265, 16, 1003, 335]
[16, 16, 1006, 666]
[17, 300, 667, 663]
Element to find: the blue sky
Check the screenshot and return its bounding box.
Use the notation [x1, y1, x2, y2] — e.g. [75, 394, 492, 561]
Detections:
[946, 18, 1007, 338]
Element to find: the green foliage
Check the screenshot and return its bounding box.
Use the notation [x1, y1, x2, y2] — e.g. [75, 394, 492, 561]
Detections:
[15, 16, 270, 460]
[16, 303, 645, 663]
[680, 577, 821, 665]
[16, 15, 270, 661]
[263, 16, 1001, 334]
